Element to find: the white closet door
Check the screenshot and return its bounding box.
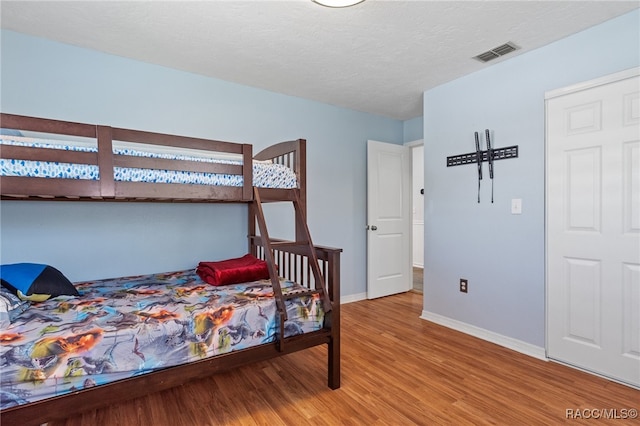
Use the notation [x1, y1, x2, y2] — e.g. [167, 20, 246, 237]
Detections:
[546, 69, 640, 387]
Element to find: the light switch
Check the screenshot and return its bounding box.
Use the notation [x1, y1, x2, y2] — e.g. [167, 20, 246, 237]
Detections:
[511, 198, 522, 214]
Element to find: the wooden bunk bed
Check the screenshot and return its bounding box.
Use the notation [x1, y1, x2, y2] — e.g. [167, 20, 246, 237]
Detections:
[0, 113, 341, 425]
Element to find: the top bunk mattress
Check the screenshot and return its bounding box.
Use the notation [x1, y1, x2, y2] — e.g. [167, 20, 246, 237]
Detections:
[0, 135, 297, 189]
[0, 269, 324, 408]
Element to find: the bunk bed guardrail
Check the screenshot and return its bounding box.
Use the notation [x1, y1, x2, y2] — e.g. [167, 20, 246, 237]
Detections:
[0, 113, 255, 201]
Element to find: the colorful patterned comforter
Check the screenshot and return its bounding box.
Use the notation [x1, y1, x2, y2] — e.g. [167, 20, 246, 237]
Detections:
[0, 136, 298, 188]
[0, 270, 324, 408]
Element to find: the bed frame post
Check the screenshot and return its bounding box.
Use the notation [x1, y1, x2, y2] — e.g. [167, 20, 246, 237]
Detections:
[242, 144, 253, 201]
[248, 202, 257, 255]
[96, 125, 115, 198]
[325, 247, 341, 389]
[295, 139, 307, 242]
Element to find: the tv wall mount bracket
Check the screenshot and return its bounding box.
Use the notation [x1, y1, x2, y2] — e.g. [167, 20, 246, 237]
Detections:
[446, 130, 518, 203]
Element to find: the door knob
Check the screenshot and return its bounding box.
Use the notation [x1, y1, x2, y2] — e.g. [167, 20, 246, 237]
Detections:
[370, 225, 378, 231]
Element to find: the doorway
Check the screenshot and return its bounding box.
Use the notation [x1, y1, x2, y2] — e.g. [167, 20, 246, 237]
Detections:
[409, 141, 424, 293]
[366, 140, 412, 299]
[366, 139, 424, 299]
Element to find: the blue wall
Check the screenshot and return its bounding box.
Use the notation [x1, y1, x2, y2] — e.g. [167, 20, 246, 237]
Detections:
[403, 116, 423, 143]
[422, 10, 639, 347]
[2, 8, 637, 333]
[0, 30, 403, 294]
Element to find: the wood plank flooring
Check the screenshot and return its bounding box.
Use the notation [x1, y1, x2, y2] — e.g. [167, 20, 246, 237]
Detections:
[49, 292, 639, 425]
[412, 267, 423, 293]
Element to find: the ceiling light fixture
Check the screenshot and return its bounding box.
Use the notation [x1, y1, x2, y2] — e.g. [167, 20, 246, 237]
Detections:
[312, 0, 365, 8]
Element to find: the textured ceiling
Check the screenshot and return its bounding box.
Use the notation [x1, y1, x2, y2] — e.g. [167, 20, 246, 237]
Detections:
[1, 1, 638, 120]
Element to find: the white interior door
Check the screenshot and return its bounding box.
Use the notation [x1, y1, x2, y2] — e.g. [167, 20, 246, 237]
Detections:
[546, 69, 640, 387]
[367, 140, 411, 299]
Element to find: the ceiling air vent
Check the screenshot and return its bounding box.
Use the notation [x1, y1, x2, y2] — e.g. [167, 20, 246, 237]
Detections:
[474, 42, 519, 63]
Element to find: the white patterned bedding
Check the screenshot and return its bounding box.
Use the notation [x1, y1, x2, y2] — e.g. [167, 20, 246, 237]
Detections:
[0, 136, 297, 188]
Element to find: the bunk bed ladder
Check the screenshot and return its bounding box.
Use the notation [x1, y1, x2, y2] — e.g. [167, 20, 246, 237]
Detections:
[252, 186, 332, 351]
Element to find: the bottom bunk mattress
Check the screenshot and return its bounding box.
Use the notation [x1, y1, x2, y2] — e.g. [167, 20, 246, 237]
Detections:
[0, 269, 324, 408]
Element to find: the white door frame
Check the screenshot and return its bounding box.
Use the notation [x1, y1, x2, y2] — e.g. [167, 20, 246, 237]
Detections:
[407, 139, 424, 271]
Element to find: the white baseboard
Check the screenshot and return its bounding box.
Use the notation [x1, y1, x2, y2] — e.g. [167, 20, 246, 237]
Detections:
[341, 292, 367, 305]
[420, 310, 547, 361]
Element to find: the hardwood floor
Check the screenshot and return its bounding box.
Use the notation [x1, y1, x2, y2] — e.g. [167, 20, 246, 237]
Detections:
[412, 267, 423, 293]
[49, 292, 638, 425]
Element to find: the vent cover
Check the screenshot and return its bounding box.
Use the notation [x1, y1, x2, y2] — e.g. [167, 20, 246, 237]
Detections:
[474, 42, 519, 63]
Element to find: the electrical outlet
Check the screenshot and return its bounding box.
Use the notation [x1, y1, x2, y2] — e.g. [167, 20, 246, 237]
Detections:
[460, 279, 468, 293]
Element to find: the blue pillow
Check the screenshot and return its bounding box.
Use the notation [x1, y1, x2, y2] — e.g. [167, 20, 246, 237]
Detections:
[0, 263, 78, 301]
[0, 128, 23, 137]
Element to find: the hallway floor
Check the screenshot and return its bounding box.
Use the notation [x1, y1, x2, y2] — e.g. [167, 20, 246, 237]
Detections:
[412, 267, 423, 293]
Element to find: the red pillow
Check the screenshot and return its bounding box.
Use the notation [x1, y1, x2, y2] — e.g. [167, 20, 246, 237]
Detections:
[196, 254, 270, 286]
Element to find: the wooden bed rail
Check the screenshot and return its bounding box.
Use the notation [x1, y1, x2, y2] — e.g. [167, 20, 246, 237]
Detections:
[0, 112, 253, 201]
[1, 113, 97, 138]
[250, 235, 341, 388]
[0, 113, 310, 203]
[254, 139, 306, 214]
[249, 236, 341, 303]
